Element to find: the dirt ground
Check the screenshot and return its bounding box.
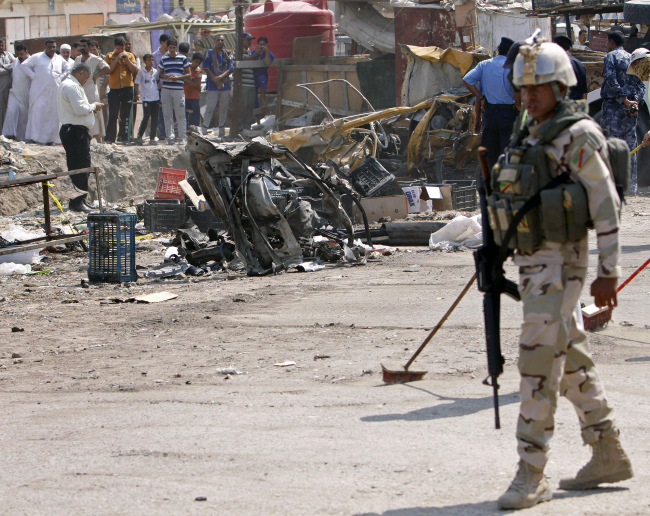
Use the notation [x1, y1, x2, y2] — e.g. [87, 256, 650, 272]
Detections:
[1, 185, 649, 514]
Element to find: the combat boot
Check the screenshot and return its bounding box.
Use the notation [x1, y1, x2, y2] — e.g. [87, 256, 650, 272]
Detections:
[497, 460, 552, 510]
[559, 433, 633, 490]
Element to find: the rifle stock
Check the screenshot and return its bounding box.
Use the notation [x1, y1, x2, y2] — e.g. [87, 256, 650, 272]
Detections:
[473, 147, 520, 429]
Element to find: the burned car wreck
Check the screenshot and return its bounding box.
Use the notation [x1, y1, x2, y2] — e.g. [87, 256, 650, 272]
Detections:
[187, 133, 373, 276]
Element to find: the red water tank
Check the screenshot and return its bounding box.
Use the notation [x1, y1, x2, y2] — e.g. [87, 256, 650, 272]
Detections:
[244, 0, 336, 92]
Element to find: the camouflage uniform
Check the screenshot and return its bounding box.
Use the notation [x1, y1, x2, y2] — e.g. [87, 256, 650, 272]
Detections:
[600, 46, 644, 183]
[513, 117, 621, 470]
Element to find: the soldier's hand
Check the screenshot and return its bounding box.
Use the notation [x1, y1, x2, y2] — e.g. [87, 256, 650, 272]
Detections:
[590, 277, 618, 309]
[643, 132, 650, 147]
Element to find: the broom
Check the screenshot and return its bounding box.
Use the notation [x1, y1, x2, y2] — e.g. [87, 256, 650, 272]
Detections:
[381, 273, 476, 384]
[582, 256, 650, 331]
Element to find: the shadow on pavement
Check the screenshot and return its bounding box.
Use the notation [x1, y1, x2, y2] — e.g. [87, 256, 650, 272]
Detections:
[361, 384, 519, 423]
[354, 488, 629, 515]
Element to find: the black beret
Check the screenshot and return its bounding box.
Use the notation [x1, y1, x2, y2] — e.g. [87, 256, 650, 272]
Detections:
[608, 31, 625, 47]
[553, 35, 572, 51]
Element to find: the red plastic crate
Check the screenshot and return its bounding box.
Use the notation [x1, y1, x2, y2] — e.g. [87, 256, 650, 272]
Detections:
[154, 168, 187, 201]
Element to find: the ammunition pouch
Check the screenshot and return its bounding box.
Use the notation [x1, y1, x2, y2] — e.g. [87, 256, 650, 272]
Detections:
[487, 145, 591, 254]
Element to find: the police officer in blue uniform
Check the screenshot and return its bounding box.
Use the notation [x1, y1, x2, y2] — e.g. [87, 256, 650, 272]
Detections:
[601, 31, 644, 179]
[463, 37, 520, 168]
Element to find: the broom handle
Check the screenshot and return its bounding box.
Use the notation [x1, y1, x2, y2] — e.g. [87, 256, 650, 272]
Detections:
[405, 273, 477, 370]
[617, 256, 650, 293]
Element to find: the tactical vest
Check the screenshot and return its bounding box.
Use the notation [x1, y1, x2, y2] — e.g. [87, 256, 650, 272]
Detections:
[486, 105, 629, 254]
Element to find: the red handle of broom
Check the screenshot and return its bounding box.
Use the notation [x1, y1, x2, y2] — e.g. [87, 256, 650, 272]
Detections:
[617, 256, 650, 293]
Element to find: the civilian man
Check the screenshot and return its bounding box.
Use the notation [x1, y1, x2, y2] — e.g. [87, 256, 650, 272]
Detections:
[153, 33, 170, 139]
[159, 37, 191, 145]
[76, 38, 110, 142]
[0, 37, 16, 132]
[23, 40, 70, 144]
[104, 37, 139, 143]
[60, 44, 74, 67]
[202, 34, 233, 137]
[2, 43, 30, 141]
[57, 62, 104, 212]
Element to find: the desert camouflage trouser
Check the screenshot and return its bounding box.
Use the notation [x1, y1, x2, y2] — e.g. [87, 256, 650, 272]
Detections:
[516, 263, 616, 470]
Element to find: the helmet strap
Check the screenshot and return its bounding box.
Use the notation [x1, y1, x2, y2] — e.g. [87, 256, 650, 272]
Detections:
[551, 81, 565, 109]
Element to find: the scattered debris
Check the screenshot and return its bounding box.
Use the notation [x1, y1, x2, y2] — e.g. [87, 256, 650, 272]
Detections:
[274, 361, 296, 367]
[314, 354, 331, 361]
[133, 292, 178, 304]
[217, 366, 244, 375]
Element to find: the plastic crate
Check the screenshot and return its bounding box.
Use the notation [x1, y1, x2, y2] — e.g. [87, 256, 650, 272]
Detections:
[348, 157, 396, 197]
[144, 199, 187, 232]
[87, 213, 137, 283]
[154, 167, 187, 201]
[186, 206, 226, 233]
[442, 180, 478, 211]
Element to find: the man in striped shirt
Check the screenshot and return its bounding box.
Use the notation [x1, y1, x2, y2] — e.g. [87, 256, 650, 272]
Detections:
[159, 37, 191, 145]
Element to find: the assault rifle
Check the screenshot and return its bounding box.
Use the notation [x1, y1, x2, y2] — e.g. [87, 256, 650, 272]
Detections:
[473, 147, 521, 429]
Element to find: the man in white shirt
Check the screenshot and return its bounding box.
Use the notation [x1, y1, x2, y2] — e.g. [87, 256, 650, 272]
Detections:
[134, 53, 160, 145]
[57, 62, 104, 212]
[75, 38, 110, 141]
[170, 0, 190, 20]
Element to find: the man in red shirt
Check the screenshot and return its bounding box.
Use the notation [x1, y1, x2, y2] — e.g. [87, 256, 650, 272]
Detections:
[184, 51, 203, 129]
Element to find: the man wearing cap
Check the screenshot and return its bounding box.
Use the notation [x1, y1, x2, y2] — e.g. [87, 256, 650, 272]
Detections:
[60, 44, 75, 67]
[553, 35, 588, 100]
[462, 37, 520, 168]
[601, 30, 644, 186]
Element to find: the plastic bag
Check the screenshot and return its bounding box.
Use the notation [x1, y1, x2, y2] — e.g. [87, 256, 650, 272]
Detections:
[0, 225, 45, 264]
[429, 215, 482, 250]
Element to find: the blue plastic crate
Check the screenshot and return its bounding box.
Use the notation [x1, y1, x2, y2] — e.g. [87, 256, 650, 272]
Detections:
[87, 213, 137, 283]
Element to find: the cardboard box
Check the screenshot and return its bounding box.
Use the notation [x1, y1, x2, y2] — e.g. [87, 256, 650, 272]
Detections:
[402, 186, 421, 213]
[420, 185, 453, 212]
[354, 195, 409, 223]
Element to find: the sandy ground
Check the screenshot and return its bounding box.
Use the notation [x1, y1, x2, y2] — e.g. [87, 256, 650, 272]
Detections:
[0, 188, 649, 514]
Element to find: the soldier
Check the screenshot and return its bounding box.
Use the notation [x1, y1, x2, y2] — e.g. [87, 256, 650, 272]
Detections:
[600, 31, 644, 193]
[491, 41, 633, 510]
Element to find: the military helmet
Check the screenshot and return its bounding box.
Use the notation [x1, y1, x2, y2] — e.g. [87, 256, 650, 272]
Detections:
[512, 41, 577, 88]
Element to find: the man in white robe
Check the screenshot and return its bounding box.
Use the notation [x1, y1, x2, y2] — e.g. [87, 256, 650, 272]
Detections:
[75, 38, 109, 139]
[23, 40, 70, 144]
[0, 37, 16, 132]
[60, 44, 75, 68]
[2, 44, 30, 140]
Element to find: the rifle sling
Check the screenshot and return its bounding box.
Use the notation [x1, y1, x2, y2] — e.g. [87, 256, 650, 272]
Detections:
[492, 173, 569, 284]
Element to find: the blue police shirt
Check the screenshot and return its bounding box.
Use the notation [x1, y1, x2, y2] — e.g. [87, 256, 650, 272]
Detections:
[601, 46, 644, 103]
[463, 55, 515, 105]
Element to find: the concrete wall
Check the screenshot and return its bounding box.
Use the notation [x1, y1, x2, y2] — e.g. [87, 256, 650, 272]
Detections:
[476, 9, 551, 53]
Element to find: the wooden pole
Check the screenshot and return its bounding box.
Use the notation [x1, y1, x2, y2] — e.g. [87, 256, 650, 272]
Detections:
[231, 2, 244, 137]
